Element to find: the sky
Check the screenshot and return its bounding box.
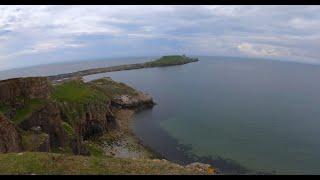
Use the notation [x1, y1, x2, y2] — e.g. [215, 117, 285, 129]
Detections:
[1, 5, 320, 71]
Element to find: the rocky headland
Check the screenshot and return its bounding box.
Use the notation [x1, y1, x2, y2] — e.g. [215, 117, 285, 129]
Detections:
[0, 55, 215, 175]
[48, 55, 199, 84]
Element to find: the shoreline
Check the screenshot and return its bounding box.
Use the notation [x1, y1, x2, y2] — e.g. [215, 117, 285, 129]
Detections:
[105, 108, 217, 174]
[100, 108, 164, 160]
[115, 107, 257, 175]
[121, 110, 275, 175]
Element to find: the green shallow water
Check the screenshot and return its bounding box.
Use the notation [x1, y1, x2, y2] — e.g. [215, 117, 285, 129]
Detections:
[84, 56, 320, 174]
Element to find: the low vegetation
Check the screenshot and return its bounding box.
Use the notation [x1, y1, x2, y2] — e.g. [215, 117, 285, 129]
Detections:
[12, 99, 48, 124]
[61, 122, 75, 137]
[89, 77, 138, 98]
[84, 141, 105, 158]
[51, 79, 110, 124]
[51, 79, 109, 103]
[0, 106, 10, 114]
[0, 152, 210, 175]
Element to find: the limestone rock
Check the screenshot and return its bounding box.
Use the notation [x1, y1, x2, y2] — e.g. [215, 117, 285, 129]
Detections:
[0, 113, 22, 153]
[112, 92, 155, 109]
[0, 77, 51, 107]
[19, 102, 68, 149]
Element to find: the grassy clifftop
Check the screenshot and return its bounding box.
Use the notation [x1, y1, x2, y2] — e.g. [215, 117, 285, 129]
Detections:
[0, 152, 212, 175]
[51, 79, 109, 103]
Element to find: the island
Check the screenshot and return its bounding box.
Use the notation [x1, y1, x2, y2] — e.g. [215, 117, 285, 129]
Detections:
[0, 55, 215, 175]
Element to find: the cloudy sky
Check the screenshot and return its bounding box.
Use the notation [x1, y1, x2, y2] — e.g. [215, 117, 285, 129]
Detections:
[0, 5, 320, 71]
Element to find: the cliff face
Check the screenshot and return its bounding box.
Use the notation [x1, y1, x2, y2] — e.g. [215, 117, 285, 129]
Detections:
[0, 77, 50, 106]
[0, 76, 155, 156]
[19, 102, 68, 149]
[79, 101, 117, 140]
[62, 101, 118, 155]
[0, 77, 67, 154]
[0, 113, 22, 153]
[51, 78, 156, 155]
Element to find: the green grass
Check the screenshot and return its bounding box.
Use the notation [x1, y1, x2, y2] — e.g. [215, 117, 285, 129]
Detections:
[51, 80, 110, 105]
[12, 99, 48, 124]
[89, 77, 138, 98]
[84, 142, 104, 157]
[52, 80, 105, 103]
[0, 152, 211, 175]
[145, 55, 198, 67]
[51, 80, 110, 125]
[0, 105, 10, 114]
[21, 131, 49, 151]
[62, 122, 75, 137]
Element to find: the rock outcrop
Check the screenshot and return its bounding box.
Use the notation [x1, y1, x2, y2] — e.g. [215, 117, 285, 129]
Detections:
[0, 77, 154, 157]
[19, 102, 68, 149]
[0, 77, 51, 106]
[112, 92, 155, 109]
[0, 77, 67, 154]
[80, 101, 118, 140]
[0, 113, 22, 153]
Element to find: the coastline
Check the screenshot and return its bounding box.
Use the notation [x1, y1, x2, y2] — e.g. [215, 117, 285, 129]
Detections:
[101, 109, 160, 159]
[0, 56, 219, 174]
[92, 108, 216, 175]
[114, 109, 165, 159]
[48, 56, 199, 85]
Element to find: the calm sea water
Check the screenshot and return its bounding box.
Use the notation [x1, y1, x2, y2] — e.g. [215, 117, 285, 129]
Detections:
[84, 57, 320, 174]
[2, 56, 320, 174]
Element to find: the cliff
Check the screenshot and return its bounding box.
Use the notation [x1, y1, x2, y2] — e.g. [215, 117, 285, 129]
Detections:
[18, 102, 68, 150]
[0, 77, 69, 154]
[0, 77, 50, 106]
[0, 113, 22, 153]
[0, 63, 215, 174]
[0, 76, 155, 156]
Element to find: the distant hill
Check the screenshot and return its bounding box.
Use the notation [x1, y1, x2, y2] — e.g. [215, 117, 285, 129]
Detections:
[48, 55, 199, 84]
[145, 55, 199, 67]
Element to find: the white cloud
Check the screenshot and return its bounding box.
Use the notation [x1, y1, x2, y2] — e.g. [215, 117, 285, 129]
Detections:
[1, 5, 320, 69]
[0, 39, 86, 60]
[237, 43, 291, 57]
[289, 17, 320, 30]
